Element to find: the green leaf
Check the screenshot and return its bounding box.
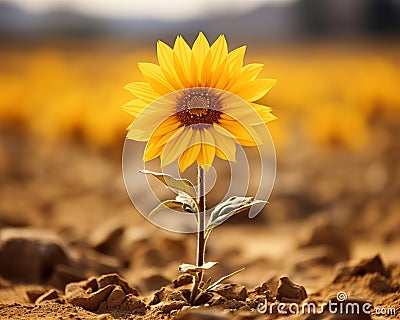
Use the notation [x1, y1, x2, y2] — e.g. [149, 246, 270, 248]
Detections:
[176, 191, 199, 214]
[148, 193, 199, 220]
[201, 277, 213, 291]
[194, 277, 213, 302]
[207, 268, 245, 292]
[206, 196, 267, 229]
[148, 200, 185, 219]
[179, 262, 218, 274]
[140, 169, 197, 198]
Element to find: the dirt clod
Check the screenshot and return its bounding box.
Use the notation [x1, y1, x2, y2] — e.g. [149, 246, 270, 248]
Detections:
[66, 284, 116, 311]
[106, 286, 126, 308]
[26, 288, 50, 303]
[159, 301, 189, 313]
[0, 228, 69, 282]
[358, 255, 389, 277]
[368, 273, 392, 293]
[148, 287, 187, 305]
[276, 277, 307, 303]
[173, 274, 193, 288]
[97, 273, 138, 296]
[221, 299, 246, 310]
[213, 284, 248, 301]
[35, 289, 59, 304]
[64, 274, 142, 314]
[333, 255, 389, 283]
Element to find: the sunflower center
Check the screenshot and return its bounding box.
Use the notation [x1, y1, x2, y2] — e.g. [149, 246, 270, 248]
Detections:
[176, 88, 222, 126]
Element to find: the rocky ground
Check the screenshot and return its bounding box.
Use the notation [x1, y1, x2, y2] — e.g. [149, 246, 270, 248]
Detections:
[0, 116, 399, 319]
[0, 225, 399, 320]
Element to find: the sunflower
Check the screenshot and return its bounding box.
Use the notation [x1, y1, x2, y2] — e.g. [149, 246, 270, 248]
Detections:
[122, 32, 276, 172]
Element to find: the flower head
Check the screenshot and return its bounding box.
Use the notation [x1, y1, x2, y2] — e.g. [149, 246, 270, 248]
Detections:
[123, 32, 276, 171]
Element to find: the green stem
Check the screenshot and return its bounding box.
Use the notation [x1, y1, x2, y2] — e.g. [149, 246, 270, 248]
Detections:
[197, 164, 206, 267]
[190, 164, 206, 305]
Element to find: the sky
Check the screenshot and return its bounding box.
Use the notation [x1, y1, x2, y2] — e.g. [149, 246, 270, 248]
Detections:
[6, 0, 295, 20]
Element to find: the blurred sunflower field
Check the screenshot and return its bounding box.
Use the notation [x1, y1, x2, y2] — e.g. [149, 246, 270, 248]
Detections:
[0, 41, 399, 153]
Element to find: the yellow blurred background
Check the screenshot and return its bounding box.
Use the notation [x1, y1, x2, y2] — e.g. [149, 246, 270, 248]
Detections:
[1, 41, 399, 150]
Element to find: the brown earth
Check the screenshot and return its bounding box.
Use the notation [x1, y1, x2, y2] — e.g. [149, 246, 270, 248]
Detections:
[0, 115, 399, 319]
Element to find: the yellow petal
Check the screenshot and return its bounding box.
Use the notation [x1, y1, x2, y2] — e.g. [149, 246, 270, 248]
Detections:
[220, 111, 262, 126]
[210, 35, 228, 73]
[227, 46, 247, 74]
[215, 45, 246, 89]
[127, 100, 175, 141]
[232, 78, 277, 102]
[251, 103, 277, 123]
[221, 96, 265, 126]
[250, 102, 272, 112]
[173, 35, 192, 87]
[235, 138, 258, 147]
[120, 99, 147, 117]
[223, 46, 248, 89]
[198, 144, 215, 169]
[144, 124, 183, 161]
[179, 147, 196, 172]
[143, 141, 165, 162]
[157, 40, 184, 90]
[178, 130, 201, 172]
[138, 62, 175, 95]
[208, 126, 236, 161]
[190, 53, 198, 86]
[192, 32, 210, 84]
[216, 117, 262, 145]
[216, 121, 259, 147]
[151, 116, 182, 137]
[157, 41, 174, 75]
[240, 63, 264, 81]
[124, 82, 161, 103]
[197, 128, 215, 169]
[200, 49, 212, 86]
[215, 148, 227, 160]
[212, 57, 228, 88]
[226, 63, 264, 91]
[161, 127, 193, 167]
